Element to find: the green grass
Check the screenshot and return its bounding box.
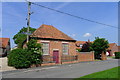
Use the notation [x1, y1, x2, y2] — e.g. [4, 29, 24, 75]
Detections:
[107, 56, 115, 59]
[75, 66, 119, 80]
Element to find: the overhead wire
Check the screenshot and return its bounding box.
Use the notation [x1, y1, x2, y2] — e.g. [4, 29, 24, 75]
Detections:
[26, 0, 119, 30]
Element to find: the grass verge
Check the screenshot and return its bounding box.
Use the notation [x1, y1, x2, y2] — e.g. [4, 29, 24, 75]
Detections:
[75, 66, 119, 80]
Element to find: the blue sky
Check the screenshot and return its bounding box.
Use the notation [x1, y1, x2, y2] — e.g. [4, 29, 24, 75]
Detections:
[2, 2, 118, 48]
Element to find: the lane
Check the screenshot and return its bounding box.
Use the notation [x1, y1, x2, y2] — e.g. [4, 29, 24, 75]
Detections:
[2, 59, 118, 78]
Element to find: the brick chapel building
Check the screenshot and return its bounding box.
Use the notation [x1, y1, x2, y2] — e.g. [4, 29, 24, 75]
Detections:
[28, 24, 77, 64]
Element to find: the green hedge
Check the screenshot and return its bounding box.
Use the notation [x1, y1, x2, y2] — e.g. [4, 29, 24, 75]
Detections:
[8, 48, 32, 68]
[115, 52, 120, 59]
[8, 39, 42, 69]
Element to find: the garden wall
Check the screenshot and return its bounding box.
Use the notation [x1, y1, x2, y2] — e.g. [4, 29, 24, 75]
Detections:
[77, 51, 94, 62]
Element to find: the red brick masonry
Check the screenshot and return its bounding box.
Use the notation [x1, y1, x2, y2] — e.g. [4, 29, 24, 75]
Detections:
[41, 51, 95, 66]
[77, 51, 94, 62]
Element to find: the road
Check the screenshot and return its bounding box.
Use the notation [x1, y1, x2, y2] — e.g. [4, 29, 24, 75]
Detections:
[2, 59, 118, 78]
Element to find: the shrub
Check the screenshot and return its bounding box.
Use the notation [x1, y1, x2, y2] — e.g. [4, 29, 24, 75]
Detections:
[115, 52, 120, 59]
[8, 39, 43, 69]
[27, 39, 43, 65]
[81, 42, 92, 52]
[8, 48, 31, 68]
[76, 48, 81, 52]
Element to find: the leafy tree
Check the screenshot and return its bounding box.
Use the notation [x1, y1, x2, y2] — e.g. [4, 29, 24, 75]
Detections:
[91, 37, 109, 59]
[13, 27, 36, 48]
[27, 39, 43, 65]
[81, 42, 93, 52]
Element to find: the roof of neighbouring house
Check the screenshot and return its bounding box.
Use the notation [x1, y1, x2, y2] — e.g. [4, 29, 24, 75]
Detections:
[31, 24, 76, 41]
[118, 46, 120, 52]
[108, 43, 117, 50]
[0, 38, 10, 48]
[75, 40, 93, 48]
[76, 41, 87, 45]
[76, 40, 92, 44]
[75, 41, 87, 48]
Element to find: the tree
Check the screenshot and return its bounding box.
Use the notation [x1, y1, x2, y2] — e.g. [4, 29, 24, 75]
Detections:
[27, 39, 43, 65]
[91, 37, 109, 59]
[81, 42, 92, 52]
[13, 27, 36, 48]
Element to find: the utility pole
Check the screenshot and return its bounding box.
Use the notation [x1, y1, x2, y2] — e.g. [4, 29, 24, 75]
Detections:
[27, 2, 31, 43]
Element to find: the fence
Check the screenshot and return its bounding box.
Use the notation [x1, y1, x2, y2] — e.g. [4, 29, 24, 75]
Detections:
[42, 52, 94, 66]
[42, 56, 55, 64]
[42, 55, 78, 64]
[61, 55, 78, 62]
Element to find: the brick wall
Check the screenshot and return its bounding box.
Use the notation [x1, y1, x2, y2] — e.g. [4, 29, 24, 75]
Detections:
[38, 39, 76, 64]
[101, 52, 107, 60]
[118, 46, 120, 52]
[61, 55, 77, 62]
[77, 51, 94, 62]
[24, 39, 95, 66]
[42, 55, 54, 63]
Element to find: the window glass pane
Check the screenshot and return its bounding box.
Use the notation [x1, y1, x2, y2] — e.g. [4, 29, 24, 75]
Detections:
[62, 44, 68, 55]
[42, 43, 49, 55]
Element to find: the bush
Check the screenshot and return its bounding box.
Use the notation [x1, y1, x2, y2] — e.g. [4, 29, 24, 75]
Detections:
[81, 42, 92, 52]
[76, 48, 81, 52]
[8, 39, 43, 69]
[115, 52, 120, 59]
[27, 39, 42, 65]
[8, 48, 31, 68]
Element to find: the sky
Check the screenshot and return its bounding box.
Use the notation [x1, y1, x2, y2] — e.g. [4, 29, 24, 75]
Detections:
[2, 2, 118, 48]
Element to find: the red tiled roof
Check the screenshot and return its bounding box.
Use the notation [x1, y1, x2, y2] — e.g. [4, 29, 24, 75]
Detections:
[0, 38, 10, 48]
[76, 41, 87, 44]
[108, 43, 117, 50]
[31, 24, 75, 41]
[75, 40, 93, 48]
[75, 41, 87, 48]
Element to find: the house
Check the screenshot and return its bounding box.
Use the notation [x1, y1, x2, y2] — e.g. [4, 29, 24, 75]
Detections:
[107, 43, 118, 56]
[0, 38, 11, 57]
[76, 41, 87, 49]
[118, 46, 120, 52]
[26, 24, 77, 64]
[75, 40, 91, 50]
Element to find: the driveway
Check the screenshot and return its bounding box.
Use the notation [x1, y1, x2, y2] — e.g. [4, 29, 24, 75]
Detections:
[2, 59, 118, 78]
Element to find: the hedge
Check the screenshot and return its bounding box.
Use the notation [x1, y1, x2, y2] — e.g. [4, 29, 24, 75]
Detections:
[115, 52, 120, 59]
[8, 39, 43, 69]
[8, 48, 32, 68]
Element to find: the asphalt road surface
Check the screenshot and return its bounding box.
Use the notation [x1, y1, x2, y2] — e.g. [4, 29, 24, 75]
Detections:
[2, 59, 119, 78]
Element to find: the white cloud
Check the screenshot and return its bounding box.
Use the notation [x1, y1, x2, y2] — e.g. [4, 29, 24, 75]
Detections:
[83, 33, 92, 37]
